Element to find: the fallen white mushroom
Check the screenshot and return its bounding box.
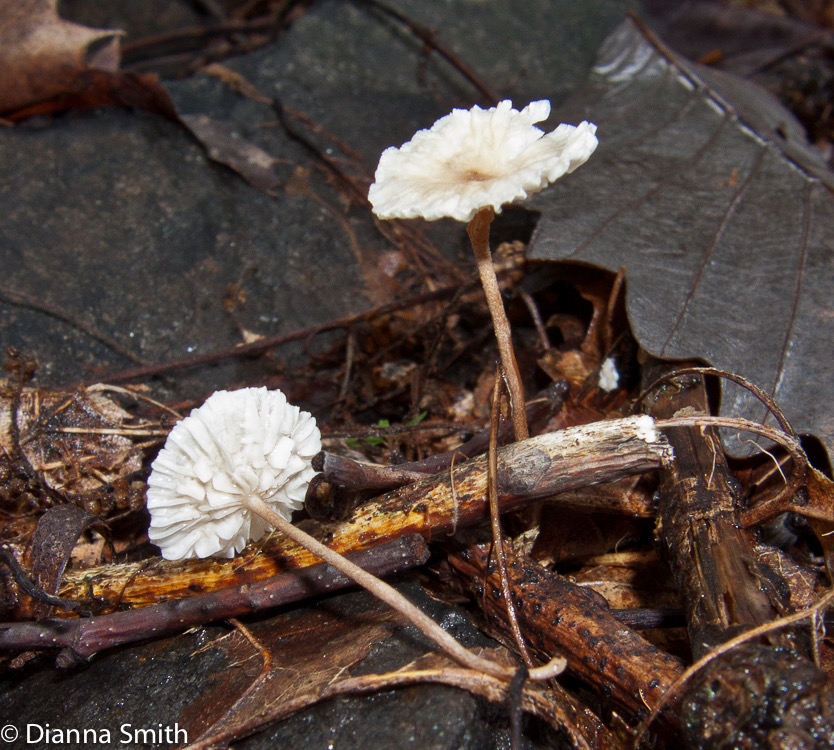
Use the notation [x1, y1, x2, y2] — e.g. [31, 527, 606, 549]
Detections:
[369, 100, 597, 439]
[146, 386, 321, 560]
[145, 385, 566, 682]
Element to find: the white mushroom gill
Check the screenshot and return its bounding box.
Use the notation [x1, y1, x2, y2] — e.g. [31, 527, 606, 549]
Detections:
[368, 99, 597, 222]
[146, 387, 321, 560]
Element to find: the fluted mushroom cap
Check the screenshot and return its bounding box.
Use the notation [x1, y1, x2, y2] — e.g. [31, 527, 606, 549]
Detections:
[147, 387, 321, 560]
[369, 100, 598, 223]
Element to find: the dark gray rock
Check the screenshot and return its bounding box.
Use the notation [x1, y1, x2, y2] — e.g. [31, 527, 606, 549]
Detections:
[0, 583, 571, 750]
[2, 0, 631, 397]
[1, 1, 632, 747]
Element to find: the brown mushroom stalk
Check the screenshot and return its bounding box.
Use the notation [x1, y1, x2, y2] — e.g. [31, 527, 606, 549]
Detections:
[467, 206, 528, 439]
[243, 494, 566, 683]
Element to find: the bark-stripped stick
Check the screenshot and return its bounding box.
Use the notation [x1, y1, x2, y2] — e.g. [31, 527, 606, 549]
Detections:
[53, 416, 674, 611]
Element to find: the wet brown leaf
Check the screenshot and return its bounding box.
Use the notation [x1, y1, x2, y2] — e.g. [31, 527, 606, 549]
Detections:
[180, 607, 398, 746]
[0, 0, 121, 114]
[20, 504, 102, 618]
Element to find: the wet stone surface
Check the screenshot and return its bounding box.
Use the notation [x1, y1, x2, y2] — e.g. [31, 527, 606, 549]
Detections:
[1, 1, 632, 747]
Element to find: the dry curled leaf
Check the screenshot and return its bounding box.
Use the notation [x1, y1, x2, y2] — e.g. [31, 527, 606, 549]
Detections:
[20, 504, 103, 618]
[0, 0, 121, 115]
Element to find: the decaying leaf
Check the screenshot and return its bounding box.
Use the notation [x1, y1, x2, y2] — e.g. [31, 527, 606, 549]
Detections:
[0, 385, 152, 497]
[530, 17, 834, 460]
[179, 114, 283, 193]
[179, 607, 398, 745]
[180, 606, 599, 750]
[0, 0, 121, 114]
[19, 504, 103, 618]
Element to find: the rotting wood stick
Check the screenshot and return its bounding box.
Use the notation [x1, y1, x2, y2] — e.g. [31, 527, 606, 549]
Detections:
[642, 372, 789, 657]
[641, 373, 832, 747]
[445, 543, 685, 736]
[312, 380, 568, 494]
[0, 535, 429, 665]
[53, 416, 674, 611]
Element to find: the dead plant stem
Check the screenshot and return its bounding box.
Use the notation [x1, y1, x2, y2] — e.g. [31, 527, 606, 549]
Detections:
[488, 367, 534, 668]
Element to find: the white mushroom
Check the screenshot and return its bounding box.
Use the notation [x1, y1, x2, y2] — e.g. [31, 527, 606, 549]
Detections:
[369, 100, 597, 223]
[369, 100, 597, 439]
[144, 388, 566, 684]
[146, 387, 321, 560]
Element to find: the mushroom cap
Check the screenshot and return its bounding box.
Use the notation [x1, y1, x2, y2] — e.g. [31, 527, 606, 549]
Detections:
[368, 100, 598, 223]
[146, 387, 321, 560]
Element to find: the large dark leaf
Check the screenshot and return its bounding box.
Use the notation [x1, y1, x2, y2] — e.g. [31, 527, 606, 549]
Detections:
[529, 18, 834, 459]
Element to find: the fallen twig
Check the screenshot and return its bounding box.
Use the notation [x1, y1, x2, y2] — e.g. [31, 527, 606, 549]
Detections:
[644, 373, 787, 656]
[445, 543, 685, 736]
[0, 535, 429, 665]
[81, 285, 470, 387]
[54, 416, 674, 610]
[486, 367, 534, 668]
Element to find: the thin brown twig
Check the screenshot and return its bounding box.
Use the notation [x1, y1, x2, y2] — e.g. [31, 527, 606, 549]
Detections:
[0, 287, 145, 365]
[275, 99, 457, 280]
[339, 328, 356, 402]
[86, 383, 184, 420]
[121, 16, 281, 66]
[487, 366, 534, 669]
[520, 291, 550, 350]
[654, 414, 808, 526]
[636, 366, 795, 437]
[79, 285, 469, 387]
[353, 0, 500, 104]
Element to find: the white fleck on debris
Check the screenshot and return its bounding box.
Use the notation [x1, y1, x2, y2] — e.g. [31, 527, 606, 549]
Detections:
[598, 356, 619, 392]
[632, 414, 659, 444]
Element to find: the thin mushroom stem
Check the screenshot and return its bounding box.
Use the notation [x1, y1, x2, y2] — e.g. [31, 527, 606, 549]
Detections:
[467, 206, 528, 440]
[243, 495, 564, 682]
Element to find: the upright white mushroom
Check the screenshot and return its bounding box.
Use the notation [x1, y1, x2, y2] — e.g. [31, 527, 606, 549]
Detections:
[369, 100, 598, 439]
